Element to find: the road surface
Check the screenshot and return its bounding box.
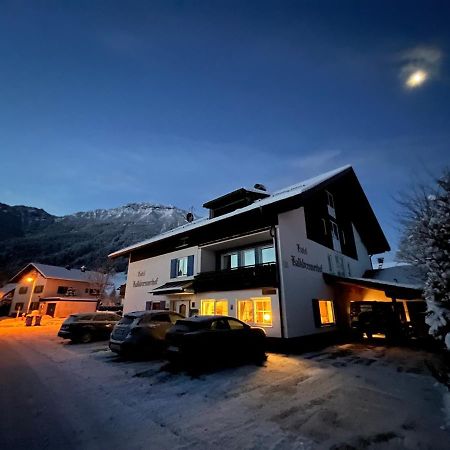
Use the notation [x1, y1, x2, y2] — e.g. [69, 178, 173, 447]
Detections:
[0, 318, 449, 450]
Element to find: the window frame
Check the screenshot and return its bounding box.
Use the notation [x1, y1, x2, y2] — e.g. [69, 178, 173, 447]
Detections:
[312, 299, 336, 327]
[237, 297, 273, 327]
[200, 299, 228, 316]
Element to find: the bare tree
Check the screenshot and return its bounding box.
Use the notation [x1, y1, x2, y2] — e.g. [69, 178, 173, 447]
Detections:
[88, 260, 116, 305]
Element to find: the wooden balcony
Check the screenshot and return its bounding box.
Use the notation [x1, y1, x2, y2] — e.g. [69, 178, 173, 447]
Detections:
[193, 263, 278, 293]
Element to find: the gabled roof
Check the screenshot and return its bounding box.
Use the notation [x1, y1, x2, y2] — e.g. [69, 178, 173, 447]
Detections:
[9, 263, 103, 284]
[109, 165, 389, 258]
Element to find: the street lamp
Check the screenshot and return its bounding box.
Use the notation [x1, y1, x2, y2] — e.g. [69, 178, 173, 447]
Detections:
[24, 272, 38, 316]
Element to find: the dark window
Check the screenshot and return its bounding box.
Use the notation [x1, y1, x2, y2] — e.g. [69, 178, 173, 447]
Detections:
[29, 302, 40, 311]
[18, 287, 28, 295]
[34, 285, 44, 294]
[326, 191, 335, 209]
[15, 302, 24, 311]
[145, 301, 152, 311]
[57, 286, 68, 295]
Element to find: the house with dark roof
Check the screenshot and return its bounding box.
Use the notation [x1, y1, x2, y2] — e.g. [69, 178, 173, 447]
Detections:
[109, 166, 423, 340]
[8, 263, 104, 317]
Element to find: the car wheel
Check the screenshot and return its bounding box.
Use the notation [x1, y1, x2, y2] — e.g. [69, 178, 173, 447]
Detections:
[79, 331, 92, 344]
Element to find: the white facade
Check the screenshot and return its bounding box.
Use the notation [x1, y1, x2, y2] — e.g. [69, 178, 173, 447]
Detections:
[114, 166, 389, 341]
[122, 205, 374, 340]
[277, 207, 372, 338]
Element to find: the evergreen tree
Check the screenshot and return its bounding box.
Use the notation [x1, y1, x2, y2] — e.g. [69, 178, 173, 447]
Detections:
[397, 169, 450, 349]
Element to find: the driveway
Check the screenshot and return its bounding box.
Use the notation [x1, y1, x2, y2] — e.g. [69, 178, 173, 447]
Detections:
[0, 319, 449, 449]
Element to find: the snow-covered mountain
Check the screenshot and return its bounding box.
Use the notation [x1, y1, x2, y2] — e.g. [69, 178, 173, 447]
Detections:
[0, 202, 192, 284]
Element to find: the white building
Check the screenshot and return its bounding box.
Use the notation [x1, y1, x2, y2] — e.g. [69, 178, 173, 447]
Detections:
[8, 263, 104, 317]
[109, 166, 422, 340]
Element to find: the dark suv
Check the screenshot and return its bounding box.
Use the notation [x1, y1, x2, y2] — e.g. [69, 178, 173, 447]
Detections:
[109, 310, 184, 357]
[166, 315, 267, 368]
[350, 301, 410, 340]
[58, 312, 122, 343]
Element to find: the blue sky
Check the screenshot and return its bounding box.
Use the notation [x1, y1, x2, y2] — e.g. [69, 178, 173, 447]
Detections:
[1, 1, 449, 260]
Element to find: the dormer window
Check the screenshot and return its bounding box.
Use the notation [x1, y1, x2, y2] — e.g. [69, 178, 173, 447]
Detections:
[326, 191, 336, 218]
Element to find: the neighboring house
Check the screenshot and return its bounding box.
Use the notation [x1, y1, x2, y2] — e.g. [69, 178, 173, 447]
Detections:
[109, 166, 422, 340]
[8, 263, 104, 317]
[0, 283, 16, 316]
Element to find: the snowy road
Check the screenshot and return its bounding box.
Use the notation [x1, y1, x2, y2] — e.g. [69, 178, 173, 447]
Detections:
[0, 319, 449, 450]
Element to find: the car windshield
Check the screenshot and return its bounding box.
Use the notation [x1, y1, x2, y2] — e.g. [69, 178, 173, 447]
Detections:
[118, 315, 139, 325]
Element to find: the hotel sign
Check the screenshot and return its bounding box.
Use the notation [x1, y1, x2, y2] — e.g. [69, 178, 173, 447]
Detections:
[132, 271, 159, 288]
[291, 244, 323, 273]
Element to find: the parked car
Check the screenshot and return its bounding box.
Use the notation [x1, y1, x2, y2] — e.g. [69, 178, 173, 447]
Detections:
[109, 310, 185, 357]
[350, 301, 411, 340]
[58, 312, 122, 343]
[166, 315, 267, 368]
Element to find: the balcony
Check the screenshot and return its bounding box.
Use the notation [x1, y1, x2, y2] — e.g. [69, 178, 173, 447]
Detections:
[193, 263, 278, 293]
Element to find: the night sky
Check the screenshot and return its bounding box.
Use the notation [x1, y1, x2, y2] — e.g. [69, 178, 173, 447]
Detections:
[1, 1, 449, 261]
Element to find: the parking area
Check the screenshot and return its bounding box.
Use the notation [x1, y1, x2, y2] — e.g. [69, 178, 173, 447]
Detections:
[0, 319, 449, 450]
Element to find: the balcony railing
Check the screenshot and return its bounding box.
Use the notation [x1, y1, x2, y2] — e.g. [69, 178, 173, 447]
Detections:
[193, 263, 278, 293]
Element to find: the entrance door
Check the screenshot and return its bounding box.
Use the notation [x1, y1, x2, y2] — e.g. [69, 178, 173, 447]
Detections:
[179, 304, 187, 317]
[175, 300, 190, 317]
[46, 303, 56, 317]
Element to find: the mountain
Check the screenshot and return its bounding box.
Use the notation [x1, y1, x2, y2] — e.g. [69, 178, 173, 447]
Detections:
[0, 202, 192, 284]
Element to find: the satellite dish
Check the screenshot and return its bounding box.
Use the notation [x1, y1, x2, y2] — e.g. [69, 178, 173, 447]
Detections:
[186, 212, 194, 223]
[254, 183, 267, 192]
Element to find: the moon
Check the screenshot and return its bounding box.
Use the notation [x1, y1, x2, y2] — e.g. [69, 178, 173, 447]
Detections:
[406, 70, 428, 88]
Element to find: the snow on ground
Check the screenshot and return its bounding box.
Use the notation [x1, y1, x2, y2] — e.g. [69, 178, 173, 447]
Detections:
[1, 320, 449, 449]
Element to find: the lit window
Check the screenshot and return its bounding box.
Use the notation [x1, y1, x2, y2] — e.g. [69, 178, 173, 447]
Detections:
[255, 299, 272, 325]
[201, 300, 215, 315]
[201, 299, 228, 316]
[215, 300, 228, 316]
[238, 297, 272, 326]
[317, 300, 335, 325]
[238, 300, 253, 322]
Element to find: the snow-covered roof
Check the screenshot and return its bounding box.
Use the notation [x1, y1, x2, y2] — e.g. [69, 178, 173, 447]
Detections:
[323, 273, 423, 299]
[109, 165, 352, 258]
[0, 283, 16, 298]
[10, 263, 103, 283]
[363, 265, 425, 289]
